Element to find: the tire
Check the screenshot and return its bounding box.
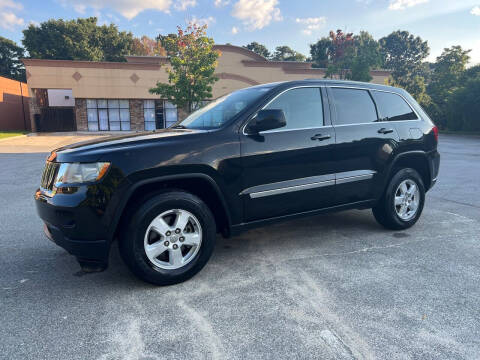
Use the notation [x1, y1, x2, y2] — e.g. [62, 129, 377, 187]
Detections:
[119, 190, 216, 285]
[372, 168, 425, 230]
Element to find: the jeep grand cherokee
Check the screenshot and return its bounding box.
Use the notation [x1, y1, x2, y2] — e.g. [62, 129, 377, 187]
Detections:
[35, 80, 440, 285]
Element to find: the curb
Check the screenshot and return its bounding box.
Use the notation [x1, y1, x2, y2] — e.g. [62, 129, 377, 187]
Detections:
[0, 135, 28, 143]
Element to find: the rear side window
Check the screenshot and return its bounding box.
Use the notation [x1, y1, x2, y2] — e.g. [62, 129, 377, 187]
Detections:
[264, 87, 323, 130]
[372, 91, 418, 121]
[331, 88, 378, 125]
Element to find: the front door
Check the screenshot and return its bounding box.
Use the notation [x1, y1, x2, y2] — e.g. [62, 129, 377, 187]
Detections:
[240, 87, 336, 222]
[327, 86, 400, 205]
[39, 108, 76, 132]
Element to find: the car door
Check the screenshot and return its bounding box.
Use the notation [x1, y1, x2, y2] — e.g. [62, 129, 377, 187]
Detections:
[370, 89, 423, 142]
[327, 86, 400, 205]
[240, 86, 336, 222]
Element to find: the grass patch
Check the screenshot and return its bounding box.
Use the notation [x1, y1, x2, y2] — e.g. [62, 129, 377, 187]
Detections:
[0, 131, 27, 140]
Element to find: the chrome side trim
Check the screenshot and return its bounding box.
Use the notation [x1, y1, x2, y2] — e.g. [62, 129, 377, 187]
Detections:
[250, 180, 335, 199]
[337, 170, 375, 178]
[241, 170, 376, 199]
[336, 174, 374, 185]
[336, 170, 376, 185]
[240, 174, 335, 196]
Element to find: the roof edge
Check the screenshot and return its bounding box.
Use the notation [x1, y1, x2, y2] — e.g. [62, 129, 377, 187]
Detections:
[213, 44, 267, 61]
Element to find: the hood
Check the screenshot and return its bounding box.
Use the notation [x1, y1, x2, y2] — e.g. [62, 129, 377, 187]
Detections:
[53, 128, 207, 163]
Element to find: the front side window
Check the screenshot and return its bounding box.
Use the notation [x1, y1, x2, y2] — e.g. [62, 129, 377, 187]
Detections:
[372, 91, 418, 121]
[87, 99, 130, 131]
[264, 87, 323, 130]
[331, 88, 378, 125]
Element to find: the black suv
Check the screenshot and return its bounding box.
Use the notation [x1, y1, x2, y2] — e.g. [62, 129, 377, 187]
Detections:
[35, 80, 440, 285]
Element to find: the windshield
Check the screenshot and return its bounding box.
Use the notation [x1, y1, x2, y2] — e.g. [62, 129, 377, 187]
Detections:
[175, 87, 272, 130]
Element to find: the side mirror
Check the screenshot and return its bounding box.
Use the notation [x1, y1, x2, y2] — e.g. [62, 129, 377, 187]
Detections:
[246, 109, 286, 134]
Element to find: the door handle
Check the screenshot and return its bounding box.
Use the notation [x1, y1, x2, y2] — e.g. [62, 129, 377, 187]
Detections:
[378, 128, 394, 134]
[311, 134, 331, 141]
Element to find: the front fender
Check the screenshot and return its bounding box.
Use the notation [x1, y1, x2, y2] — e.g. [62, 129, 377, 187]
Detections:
[106, 172, 233, 242]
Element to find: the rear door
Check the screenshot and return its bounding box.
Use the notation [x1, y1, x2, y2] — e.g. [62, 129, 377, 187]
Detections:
[240, 86, 336, 222]
[327, 86, 400, 204]
[370, 89, 422, 141]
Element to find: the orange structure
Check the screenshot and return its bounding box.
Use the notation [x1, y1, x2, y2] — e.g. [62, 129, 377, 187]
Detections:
[0, 76, 30, 131]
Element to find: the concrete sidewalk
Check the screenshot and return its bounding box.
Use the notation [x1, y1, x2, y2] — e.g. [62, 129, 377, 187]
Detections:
[0, 133, 112, 153]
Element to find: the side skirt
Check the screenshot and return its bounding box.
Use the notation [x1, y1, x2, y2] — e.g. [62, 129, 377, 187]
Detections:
[230, 199, 376, 236]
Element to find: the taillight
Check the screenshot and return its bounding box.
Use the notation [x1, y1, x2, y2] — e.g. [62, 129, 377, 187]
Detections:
[432, 126, 439, 143]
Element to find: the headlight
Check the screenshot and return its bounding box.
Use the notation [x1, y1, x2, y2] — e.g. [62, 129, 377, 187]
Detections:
[55, 162, 110, 185]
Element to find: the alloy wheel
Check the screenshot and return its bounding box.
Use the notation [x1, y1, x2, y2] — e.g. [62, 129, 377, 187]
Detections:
[394, 179, 420, 221]
[144, 209, 202, 270]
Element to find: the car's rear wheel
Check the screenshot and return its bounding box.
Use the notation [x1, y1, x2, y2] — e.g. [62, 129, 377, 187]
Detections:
[119, 191, 216, 285]
[372, 168, 425, 230]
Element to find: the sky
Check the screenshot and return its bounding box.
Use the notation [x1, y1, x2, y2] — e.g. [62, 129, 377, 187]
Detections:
[1, 0, 479, 65]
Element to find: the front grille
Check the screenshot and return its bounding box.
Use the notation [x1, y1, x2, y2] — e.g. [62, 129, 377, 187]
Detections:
[40, 161, 60, 190]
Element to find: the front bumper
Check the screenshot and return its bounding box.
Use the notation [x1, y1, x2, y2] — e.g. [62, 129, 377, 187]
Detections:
[43, 222, 109, 261]
[35, 188, 111, 262]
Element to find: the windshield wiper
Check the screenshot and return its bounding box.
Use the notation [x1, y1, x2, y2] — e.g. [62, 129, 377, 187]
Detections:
[171, 125, 187, 129]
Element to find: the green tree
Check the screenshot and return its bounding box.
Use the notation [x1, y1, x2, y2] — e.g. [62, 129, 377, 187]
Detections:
[310, 30, 381, 81]
[131, 35, 166, 56]
[22, 17, 134, 61]
[379, 30, 429, 81]
[244, 42, 270, 58]
[379, 30, 430, 104]
[0, 36, 25, 81]
[445, 76, 480, 131]
[388, 75, 431, 108]
[427, 46, 471, 128]
[149, 24, 220, 113]
[310, 38, 331, 68]
[462, 64, 480, 80]
[323, 30, 355, 79]
[348, 31, 383, 82]
[272, 46, 306, 62]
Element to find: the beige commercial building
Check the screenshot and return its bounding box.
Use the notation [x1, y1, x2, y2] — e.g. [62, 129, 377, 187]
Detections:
[23, 45, 391, 132]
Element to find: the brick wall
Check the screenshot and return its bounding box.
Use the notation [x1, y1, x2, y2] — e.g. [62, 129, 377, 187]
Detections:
[129, 99, 144, 131]
[75, 98, 88, 131]
[0, 76, 30, 131]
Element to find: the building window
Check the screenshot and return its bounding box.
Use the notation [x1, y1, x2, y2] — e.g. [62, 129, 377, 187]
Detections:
[164, 101, 178, 128]
[87, 99, 130, 131]
[143, 100, 177, 130]
[144, 100, 163, 131]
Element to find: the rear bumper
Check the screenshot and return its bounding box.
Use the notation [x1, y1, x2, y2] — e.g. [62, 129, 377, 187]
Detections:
[427, 150, 440, 190]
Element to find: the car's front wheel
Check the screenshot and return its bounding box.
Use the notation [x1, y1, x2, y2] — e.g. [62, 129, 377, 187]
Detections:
[372, 168, 425, 230]
[119, 191, 216, 285]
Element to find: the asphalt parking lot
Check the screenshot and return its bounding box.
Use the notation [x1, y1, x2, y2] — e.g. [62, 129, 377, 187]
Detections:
[1, 134, 479, 360]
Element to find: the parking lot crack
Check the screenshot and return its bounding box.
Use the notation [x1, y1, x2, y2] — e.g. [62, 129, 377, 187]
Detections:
[429, 195, 480, 209]
[178, 300, 225, 360]
[317, 240, 418, 257]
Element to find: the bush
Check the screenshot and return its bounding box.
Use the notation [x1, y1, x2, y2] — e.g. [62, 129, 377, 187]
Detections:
[445, 78, 480, 132]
